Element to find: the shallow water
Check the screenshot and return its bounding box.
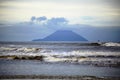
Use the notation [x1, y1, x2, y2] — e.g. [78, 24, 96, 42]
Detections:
[0, 59, 120, 77]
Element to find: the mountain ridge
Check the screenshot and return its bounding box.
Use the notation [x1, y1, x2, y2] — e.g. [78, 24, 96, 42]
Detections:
[33, 30, 88, 41]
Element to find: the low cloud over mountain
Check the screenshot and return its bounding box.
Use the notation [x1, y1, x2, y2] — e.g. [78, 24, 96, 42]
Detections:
[0, 16, 120, 42]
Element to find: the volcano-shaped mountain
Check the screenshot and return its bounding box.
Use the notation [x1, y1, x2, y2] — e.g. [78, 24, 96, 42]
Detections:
[33, 30, 88, 41]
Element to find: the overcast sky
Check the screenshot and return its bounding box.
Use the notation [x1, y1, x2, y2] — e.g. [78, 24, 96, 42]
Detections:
[0, 0, 120, 26]
[0, 0, 120, 41]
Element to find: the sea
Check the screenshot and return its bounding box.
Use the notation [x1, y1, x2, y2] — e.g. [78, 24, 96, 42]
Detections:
[0, 41, 120, 79]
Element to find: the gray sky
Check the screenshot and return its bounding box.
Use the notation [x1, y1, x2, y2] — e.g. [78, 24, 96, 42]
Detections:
[0, 0, 120, 41]
[0, 0, 120, 26]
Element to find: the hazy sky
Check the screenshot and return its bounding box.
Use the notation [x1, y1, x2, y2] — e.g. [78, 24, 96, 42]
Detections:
[0, 0, 120, 26]
[0, 0, 120, 41]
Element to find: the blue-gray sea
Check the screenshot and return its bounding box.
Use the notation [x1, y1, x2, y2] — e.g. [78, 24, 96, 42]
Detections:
[0, 41, 120, 77]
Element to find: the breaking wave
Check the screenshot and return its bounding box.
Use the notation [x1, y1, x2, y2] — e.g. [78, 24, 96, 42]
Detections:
[102, 42, 120, 47]
[0, 42, 120, 67]
[0, 46, 120, 56]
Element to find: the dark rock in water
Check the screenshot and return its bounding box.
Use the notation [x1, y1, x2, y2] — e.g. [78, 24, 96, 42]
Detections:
[33, 30, 87, 41]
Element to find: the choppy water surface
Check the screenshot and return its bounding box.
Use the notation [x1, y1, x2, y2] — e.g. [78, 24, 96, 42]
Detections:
[0, 42, 120, 77]
[0, 59, 120, 77]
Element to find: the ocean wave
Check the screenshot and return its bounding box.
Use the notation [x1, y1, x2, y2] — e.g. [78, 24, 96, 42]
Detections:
[0, 46, 120, 57]
[40, 51, 120, 57]
[102, 42, 120, 47]
[0, 44, 120, 67]
[0, 47, 16, 51]
[0, 54, 119, 67]
[0, 49, 120, 64]
[0, 47, 42, 53]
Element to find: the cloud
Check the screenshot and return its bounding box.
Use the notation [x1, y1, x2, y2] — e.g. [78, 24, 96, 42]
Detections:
[0, 0, 120, 26]
[36, 16, 47, 22]
[30, 16, 47, 24]
[0, 16, 120, 42]
[28, 16, 68, 27]
[31, 16, 36, 22]
[46, 17, 68, 26]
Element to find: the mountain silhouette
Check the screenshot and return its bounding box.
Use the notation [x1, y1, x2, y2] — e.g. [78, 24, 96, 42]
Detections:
[33, 30, 88, 41]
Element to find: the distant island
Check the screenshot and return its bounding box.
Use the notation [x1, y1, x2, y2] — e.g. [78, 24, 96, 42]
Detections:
[33, 30, 88, 41]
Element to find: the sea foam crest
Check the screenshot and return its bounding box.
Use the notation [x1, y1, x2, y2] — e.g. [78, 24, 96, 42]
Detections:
[102, 42, 120, 47]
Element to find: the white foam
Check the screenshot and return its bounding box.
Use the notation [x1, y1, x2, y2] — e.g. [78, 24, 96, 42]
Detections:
[0, 47, 16, 51]
[102, 42, 120, 47]
[0, 47, 42, 53]
[40, 50, 120, 57]
[0, 46, 120, 57]
[0, 46, 120, 63]
[16, 47, 37, 52]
